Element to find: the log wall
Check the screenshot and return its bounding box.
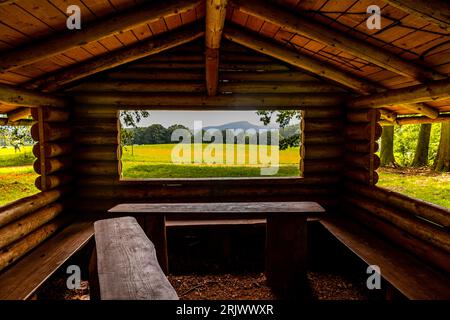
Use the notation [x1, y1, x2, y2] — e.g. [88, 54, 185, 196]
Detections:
[342, 108, 450, 275]
[0, 106, 74, 272]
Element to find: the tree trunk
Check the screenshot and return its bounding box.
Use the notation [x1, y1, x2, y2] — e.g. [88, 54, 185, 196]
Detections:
[380, 125, 396, 167]
[412, 123, 432, 167]
[434, 123, 450, 172]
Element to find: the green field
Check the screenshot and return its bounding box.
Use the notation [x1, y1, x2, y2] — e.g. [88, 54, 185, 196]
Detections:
[121, 144, 300, 178]
[0, 144, 449, 208]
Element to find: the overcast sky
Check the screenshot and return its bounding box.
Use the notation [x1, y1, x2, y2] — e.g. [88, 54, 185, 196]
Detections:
[129, 111, 298, 129]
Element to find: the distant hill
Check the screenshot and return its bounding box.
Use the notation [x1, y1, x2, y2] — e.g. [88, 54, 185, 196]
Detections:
[203, 121, 277, 131]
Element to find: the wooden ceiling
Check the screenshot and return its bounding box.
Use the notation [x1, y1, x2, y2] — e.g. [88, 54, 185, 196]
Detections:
[0, 0, 449, 117]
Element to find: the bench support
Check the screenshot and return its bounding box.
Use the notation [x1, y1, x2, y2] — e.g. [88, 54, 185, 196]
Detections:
[265, 216, 307, 294]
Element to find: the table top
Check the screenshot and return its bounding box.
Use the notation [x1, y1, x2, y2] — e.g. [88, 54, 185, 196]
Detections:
[108, 202, 325, 216]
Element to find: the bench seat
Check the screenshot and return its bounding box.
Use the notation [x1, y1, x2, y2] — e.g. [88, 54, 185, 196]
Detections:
[0, 221, 94, 300]
[320, 216, 450, 300]
[93, 216, 178, 300]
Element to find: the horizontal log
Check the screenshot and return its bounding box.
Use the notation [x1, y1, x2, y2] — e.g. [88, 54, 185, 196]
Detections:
[31, 107, 70, 122]
[75, 133, 119, 146]
[136, 52, 273, 62]
[75, 146, 119, 161]
[379, 114, 450, 126]
[346, 153, 380, 170]
[68, 81, 346, 94]
[32, 23, 205, 92]
[302, 160, 343, 173]
[0, 203, 63, 249]
[302, 120, 344, 133]
[32, 143, 72, 158]
[77, 175, 339, 187]
[0, 0, 201, 73]
[73, 93, 347, 108]
[0, 218, 66, 272]
[304, 145, 343, 160]
[345, 169, 378, 184]
[0, 189, 65, 228]
[302, 108, 343, 119]
[348, 78, 450, 110]
[33, 157, 72, 175]
[7, 108, 31, 122]
[303, 133, 345, 145]
[106, 70, 320, 82]
[345, 181, 450, 228]
[74, 120, 118, 133]
[31, 123, 72, 142]
[346, 195, 450, 253]
[343, 204, 450, 274]
[0, 118, 34, 126]
[346, 109, 381, 123]
[345, 142, 379, 153]
[77, 185, 336, 200]
[0, 84, 68, 108]
[379, 109, 398, 122]
[35, 174, 73, 191]
[127, 61, 290, 71]
[345, 123, 382, 141]
[76, 161, 119, 176]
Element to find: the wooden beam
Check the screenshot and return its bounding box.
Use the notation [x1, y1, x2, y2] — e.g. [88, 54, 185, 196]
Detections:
[6, 107, 31, 122]
[379, 109, 398, 122]
[205, 0, 228, 96]
[223, 25, 378, 94]
[348, 78, 450, 109]
[383, 0, 450, 31]
[0, 0, 201, 73]
[29, 24, 205, 92]
[72, 93, 347, 108]
[379, 114, 450, 126]
[0, 84, 67, 107]
[231, 0, 443, 81]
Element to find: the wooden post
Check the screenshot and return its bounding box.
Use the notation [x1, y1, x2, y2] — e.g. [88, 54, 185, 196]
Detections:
[144, 215, 168, 274]
[265, 216, 307, 295]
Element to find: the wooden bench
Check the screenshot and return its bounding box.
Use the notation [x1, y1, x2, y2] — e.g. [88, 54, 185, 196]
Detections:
[320, 216, 450, 300]
[108, 201, 325, 293]
[91, 216, 178, 300]
[0, 221, 94, 300]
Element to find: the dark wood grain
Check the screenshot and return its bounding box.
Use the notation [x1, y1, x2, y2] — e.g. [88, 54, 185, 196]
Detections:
[94, 216, 178, 300]
[0, 221, 94, 300]
[321, 216, 450, 300]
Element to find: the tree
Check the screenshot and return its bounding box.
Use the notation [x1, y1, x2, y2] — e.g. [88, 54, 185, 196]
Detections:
[256, 110, 301, 150]
[120, 128, 135, 156]
[434, 122, 450, 172]
[411, 123, 431, 167]
[120, 110, 150, 127]
[380, 125, 396, 167]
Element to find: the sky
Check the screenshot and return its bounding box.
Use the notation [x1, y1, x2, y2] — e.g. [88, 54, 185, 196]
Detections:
[128, 111, 298, 129]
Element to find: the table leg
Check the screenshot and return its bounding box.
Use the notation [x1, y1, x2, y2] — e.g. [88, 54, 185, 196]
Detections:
[265, 216, 307, 294]
[144, 215, 169, 274]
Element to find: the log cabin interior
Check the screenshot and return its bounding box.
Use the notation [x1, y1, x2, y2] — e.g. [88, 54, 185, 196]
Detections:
[0, 0, 449, 301]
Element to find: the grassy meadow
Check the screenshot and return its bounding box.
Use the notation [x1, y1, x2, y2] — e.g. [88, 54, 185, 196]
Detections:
[0, 144, 449, 208]
[121, 143, 300, 178]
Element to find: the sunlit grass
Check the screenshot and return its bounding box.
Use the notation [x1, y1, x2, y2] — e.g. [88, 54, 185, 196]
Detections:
[0, 165, 38, 207]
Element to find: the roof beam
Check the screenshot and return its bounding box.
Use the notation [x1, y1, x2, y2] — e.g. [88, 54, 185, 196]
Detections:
[348, 78, 450, 109]
[223, 25, 378, 94]
[205, 0, 228, 96]
[223, 25, 439, 118]
[383, 0, 450, 31]
[0, 84, 68, 107]
[379, 114, 450, 126]
[7, 107, 31, 122]
[0, 0, 201, 73]
[231, 0, 443, 81]
[28, 23, 204, 92]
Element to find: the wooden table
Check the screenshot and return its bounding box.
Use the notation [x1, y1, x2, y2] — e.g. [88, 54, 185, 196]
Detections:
[108, 202, 325, 293]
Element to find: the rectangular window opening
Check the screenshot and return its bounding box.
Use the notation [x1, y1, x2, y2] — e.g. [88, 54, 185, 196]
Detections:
[119, 110, 303, 180]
